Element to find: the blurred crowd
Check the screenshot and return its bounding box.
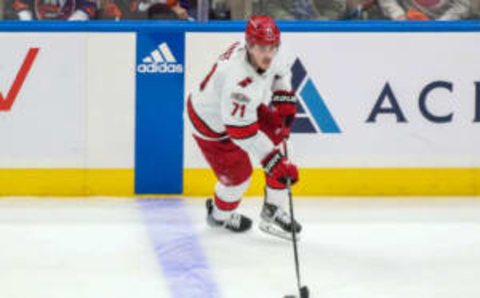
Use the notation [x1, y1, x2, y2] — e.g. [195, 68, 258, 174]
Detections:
[0, 0, 479, 20]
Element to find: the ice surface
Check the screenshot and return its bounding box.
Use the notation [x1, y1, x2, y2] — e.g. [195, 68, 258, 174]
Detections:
[0, 197, 479, 298]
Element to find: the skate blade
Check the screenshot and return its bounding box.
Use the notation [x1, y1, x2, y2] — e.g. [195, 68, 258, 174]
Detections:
[258, 221, 300, 242]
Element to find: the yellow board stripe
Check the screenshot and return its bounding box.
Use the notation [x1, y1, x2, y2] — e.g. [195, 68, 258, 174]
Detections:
[1, 168, 479, 196]
[184, 168, 480, 196]
[0, 169, 134, 196]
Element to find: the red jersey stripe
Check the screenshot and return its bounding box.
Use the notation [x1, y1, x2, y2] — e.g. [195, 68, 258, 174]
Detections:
[226, 122, 259, 140]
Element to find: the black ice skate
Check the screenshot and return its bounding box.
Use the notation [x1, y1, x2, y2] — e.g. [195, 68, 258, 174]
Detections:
[259, 202, 302, 241]
[206, 199, 252, 233]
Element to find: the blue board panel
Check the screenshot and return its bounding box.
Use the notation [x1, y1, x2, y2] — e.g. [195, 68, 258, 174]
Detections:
[135, 32, 185, 194]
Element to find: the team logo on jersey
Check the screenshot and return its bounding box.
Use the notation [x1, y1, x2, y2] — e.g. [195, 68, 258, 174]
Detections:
[137, 42, 183, 74]
[232, 92, 250, 103]
[290, 58, 341, 134]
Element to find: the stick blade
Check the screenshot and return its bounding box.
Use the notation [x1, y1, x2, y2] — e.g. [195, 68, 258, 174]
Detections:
[300, 286, 309, 298]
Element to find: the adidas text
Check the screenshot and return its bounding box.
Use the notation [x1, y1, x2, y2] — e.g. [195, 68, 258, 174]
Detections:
[138, 42, 184, 74]
[137, 63, 184, 74]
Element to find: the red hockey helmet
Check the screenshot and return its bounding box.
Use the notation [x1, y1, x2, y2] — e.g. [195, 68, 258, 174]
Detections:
[245, 15, 280, 47]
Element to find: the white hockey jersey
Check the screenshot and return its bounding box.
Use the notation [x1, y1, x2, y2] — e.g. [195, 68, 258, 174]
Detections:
[187, 41, 293, 162]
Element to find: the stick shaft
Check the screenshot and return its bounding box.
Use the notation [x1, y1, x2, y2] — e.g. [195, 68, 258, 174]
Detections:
[282, 140, 303, 292]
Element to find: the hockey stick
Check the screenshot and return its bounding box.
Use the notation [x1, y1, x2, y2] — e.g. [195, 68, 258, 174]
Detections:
[282, 140, 309, 298]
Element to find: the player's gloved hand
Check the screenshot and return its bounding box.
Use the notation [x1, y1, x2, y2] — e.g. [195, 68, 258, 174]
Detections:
[257, 104, 289, 145]
[262, 149, 299, 189]
[271, 90, 297, 128]
[257, 103, 282, 127]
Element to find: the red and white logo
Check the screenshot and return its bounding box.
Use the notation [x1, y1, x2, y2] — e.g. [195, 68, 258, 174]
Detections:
[0, 48, 40, 112]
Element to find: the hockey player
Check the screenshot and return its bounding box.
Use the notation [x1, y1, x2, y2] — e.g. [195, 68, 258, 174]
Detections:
[13, 0, 98, 20]
[187, 15, 301, 240]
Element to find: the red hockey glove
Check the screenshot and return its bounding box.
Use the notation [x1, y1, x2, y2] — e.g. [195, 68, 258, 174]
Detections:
[262, 149, 299, 189]
[271, 90, 297, 128]
[257, 104, 289, 145]
[257, 103, 282, 127]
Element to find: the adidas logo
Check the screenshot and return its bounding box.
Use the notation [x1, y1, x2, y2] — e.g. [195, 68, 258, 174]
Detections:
[137, 42, 184, 74]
